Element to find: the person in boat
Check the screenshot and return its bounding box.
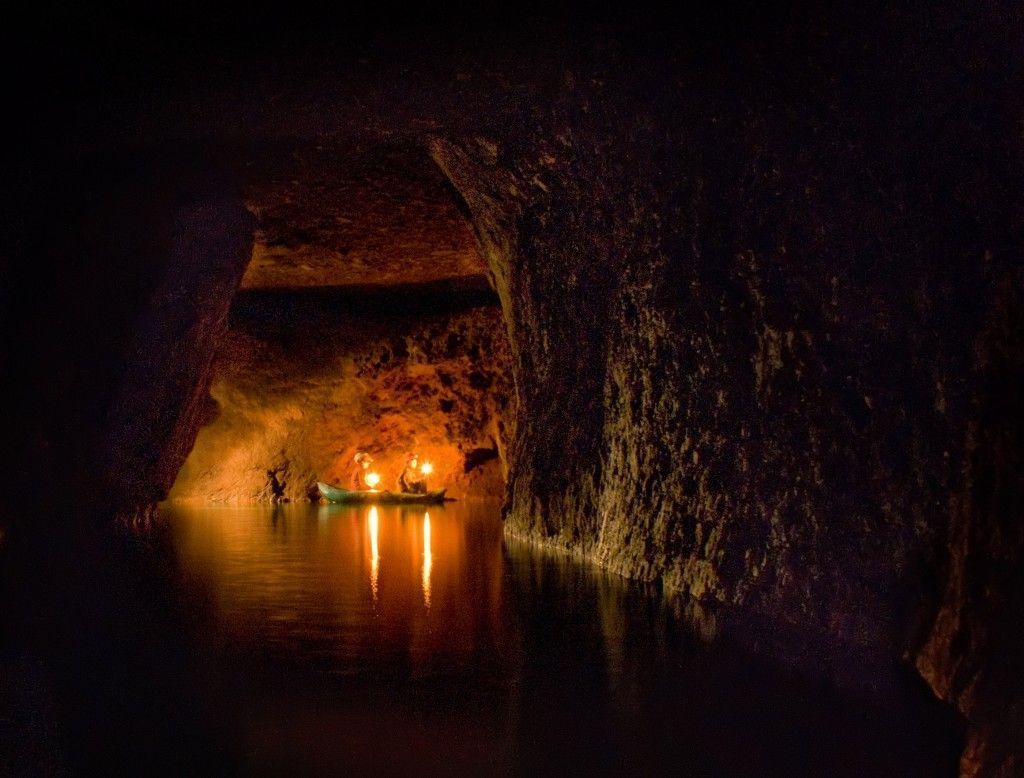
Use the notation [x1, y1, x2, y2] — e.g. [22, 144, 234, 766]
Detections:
[398, 453, 428, 494]
[351, 452, 375, 490]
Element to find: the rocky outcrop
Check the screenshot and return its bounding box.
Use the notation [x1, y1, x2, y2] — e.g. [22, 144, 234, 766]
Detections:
[170, 282, 513, 502]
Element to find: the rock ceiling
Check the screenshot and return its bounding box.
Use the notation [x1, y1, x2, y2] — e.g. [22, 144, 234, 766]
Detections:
[241, 143, 485, 288]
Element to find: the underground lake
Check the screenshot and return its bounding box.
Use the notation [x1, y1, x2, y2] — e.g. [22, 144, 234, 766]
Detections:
[105, 500, 960, 775]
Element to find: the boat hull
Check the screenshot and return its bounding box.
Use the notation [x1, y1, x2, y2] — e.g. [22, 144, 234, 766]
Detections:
[317, 481, 447, 504]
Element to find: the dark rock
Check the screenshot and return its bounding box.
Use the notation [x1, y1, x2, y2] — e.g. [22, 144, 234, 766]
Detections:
[242, 144, 484, 289]
[464, 446, 500, 473]
[429, 6, 1024, 767]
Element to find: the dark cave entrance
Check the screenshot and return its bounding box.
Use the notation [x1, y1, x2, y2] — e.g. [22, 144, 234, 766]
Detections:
[168, 141, 514, 504]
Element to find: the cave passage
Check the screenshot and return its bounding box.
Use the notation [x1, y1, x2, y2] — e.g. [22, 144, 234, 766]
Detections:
[4, 4, 1022, 775]
[168, 142, 514, 505]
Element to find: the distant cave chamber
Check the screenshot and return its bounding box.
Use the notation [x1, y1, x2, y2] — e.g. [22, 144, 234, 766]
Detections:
[169, 142, 514, 504]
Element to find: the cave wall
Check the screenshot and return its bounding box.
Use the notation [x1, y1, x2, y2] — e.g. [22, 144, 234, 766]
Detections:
[913, 267, 1024, 776]
[103, 200, 257, 516]
[432, 6, 1023, 769]
[3, 146, 256, 526]
[170, 284, 513, 503]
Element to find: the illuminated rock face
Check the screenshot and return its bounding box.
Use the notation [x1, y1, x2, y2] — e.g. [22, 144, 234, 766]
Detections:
[170, 284, 513, 502]
[168, 143, 510, 503]
[167, 143, 512, 501]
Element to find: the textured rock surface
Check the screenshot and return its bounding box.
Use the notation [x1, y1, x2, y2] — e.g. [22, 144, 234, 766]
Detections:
[913, 268, 1024, 777]
[170, 284, 513, 502]
[103, 201, 257, 512]
[242, 144, 482, 289]
[3, 151, 257, 522]
[431, 6, 1024, 766]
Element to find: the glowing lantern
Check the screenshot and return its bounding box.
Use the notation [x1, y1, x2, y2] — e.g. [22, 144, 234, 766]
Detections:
[420, 462, 433, 476]
[365, 472, 381, 489]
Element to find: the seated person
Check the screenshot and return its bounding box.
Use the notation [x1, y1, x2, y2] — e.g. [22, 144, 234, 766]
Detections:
[350, 452, 375, 490]
[398, 453, 428, 494]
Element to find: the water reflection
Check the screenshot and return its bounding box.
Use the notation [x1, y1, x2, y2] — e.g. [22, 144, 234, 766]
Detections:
[158, 501, 959, 776]
[422, 511, 432, 609]
[168, 501, 507, 671]
[368, 506, 379, 605]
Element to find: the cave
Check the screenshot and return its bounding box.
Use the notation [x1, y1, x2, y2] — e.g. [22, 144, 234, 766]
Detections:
[167, 141, 513, 504]
[2, 2, 1022, 776]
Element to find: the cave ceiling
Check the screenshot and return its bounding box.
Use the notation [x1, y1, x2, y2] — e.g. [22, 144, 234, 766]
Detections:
[241, 143, 484, 288]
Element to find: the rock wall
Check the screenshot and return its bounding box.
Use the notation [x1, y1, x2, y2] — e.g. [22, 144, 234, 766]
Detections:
[914, 267, 1024, 777]
[103, 200, 258, 514]
[3, 146, 256, 525]
[5, 3, 1021, 773]
[170, 283, 513, 502]
[432, 5, 1024, 768]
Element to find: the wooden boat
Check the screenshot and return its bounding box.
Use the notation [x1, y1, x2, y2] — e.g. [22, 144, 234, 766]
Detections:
[317, 481, 447, 504]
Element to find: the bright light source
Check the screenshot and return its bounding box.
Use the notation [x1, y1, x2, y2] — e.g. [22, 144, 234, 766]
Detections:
[420, 462, 433, 475]
[365, 472, 381, 489]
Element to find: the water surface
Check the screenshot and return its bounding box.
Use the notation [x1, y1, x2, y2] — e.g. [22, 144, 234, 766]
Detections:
[162, 501, 959, 775]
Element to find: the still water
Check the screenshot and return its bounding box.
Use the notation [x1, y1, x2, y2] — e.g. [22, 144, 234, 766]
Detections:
[161, 501, 958, 776]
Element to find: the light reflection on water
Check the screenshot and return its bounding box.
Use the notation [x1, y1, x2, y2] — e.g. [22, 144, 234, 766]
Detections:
[422, 511, 432, 610]
[367, 505, 379, 606]
[170, 502, 506, 675]
[160, 501, 957, 776]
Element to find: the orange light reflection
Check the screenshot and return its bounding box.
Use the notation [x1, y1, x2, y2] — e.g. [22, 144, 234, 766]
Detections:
[422, 511, 432, 609]
[368, 506, 379, 604]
